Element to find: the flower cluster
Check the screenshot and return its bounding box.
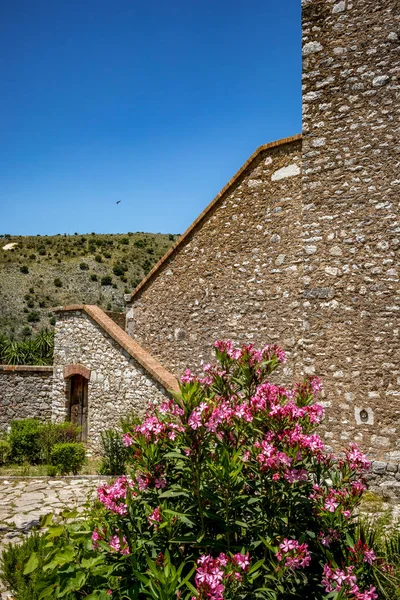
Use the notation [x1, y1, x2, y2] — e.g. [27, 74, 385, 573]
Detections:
[135, 415, 184, 443]
[310, 477, 367, 519]
[345, 444, 371, 472]
[322, 564, 378, 599]
[148, 506, 162, 527]
[91, 528, 130, 555]
[97, 476, 134, 515]
[192, 553, 251, 600]
[276, 539, 311, 570]
[214, 340, 287, 365]
[349, 540, 377, 565]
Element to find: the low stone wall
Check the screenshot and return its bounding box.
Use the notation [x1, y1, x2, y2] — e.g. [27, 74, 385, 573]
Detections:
[0, 366, 54, 433]
[367, 461, 400, 501]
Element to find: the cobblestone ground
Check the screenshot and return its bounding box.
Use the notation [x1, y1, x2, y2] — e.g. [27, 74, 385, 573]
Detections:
[0, 477, 107, 599]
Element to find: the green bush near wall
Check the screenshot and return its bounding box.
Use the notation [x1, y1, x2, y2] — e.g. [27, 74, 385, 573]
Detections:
[9, 419, 42, 464]
[50, 442, 86, 475]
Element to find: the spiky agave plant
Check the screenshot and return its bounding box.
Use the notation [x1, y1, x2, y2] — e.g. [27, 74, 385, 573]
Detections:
[0, 329, 54, 365]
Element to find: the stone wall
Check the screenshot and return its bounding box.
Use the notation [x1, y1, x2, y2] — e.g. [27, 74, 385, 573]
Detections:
[126, 137, 304, 382]
[52, 308, 172, 445]
[302, 0, 400, 459]
[105, 311, 126, 330]
[0, 366, 53, 433]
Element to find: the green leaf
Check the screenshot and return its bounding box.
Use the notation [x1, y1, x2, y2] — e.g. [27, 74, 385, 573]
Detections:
[60, 509, 78, 520]
[53, 546, 75, 565]
[59, 571, 86, 596]
[306, 530, 316, 538]
[159, 490, 189, 498]
[81, 555, 105, 569]
[46, 525, 64, 538]
[40, 513, 54, 527]
[23, 552, 39, 574]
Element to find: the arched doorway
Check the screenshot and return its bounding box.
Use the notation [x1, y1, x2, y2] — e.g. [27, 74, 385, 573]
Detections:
[67, 374, 89, 441]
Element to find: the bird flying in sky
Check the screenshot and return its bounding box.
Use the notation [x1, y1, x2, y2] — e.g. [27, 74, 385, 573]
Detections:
[116, 201, 121, 204]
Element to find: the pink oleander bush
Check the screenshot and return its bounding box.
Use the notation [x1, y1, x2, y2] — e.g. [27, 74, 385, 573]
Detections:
[31, 341, 397, 599]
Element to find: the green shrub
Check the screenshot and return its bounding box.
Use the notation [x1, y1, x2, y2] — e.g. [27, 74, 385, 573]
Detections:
[98, 429, 128, 475]
[94, 254, 103, 263]
[49, 316, 56, 326]
[39, 422, 81, 463]
[27, 299, 34, 308]
[0, 438, 11, 465]
[9, 419, 42, 464]
[50, 442, 86, 475]
[112, 264, 125, 276]
[20, 265, 29, 274]
[90, 273, 98, 281]
[29, 253, 36, 260]
[168, 233, 174, 241]
[0, 531, 49, 600]
[53, 278, 62, 288]
[79, 262, 89, 270]
[120, 237, 129, 245]
[27, 311, 40, 323]
[100, 275, 112, 286]
[134, 239, 144, 248]
[103, 252, 111, 259]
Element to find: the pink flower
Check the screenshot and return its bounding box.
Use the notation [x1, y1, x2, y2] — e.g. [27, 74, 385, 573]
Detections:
[188, 409, 203, 430]
[355, 587, 378, 600]
[364, 548, 376, 565]
[322, 564, 359, 595]
[346, 444, 371, 472]
[181, 369, 195, 384]
[97, 477, 133, 515]
[148, 507, 162, 526]
[155, 476, 166, 489]
[276, 539, 311, 570]
[109, 534, 130, 555]
[324, 498, 339, 512]
[122, 433, 133, 447]
[233, 553, 251, 571]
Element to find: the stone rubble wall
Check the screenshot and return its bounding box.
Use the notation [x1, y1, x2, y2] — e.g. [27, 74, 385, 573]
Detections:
[52, 311, 169, 445]
[302, 0, 400, 460]
[0, 367, 53, 433]
[127, 139, 304, 385]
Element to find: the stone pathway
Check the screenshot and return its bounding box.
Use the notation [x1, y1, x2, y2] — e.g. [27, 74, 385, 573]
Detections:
[0, 476, 107, 599]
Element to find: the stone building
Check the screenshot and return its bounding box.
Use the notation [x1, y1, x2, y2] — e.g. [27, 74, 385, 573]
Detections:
[1, 0, 399, 468]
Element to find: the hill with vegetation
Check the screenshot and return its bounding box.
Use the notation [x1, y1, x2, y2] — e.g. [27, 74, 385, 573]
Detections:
[0, 232, 177, 340]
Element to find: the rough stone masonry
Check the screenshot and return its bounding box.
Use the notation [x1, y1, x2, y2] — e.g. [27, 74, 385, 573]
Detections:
[301, 0, 400, 459]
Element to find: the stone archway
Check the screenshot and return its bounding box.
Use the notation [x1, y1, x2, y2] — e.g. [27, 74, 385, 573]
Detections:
[64, 364, 91, 441]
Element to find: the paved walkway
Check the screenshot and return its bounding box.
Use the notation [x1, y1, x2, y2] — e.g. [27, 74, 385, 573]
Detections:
[0, 476, 106, 599]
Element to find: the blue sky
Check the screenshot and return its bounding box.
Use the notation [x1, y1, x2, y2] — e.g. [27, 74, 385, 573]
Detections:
[0, 0, 301, 236]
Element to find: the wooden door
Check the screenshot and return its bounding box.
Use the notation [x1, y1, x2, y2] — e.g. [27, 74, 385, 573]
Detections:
[69, 374, 88, 441]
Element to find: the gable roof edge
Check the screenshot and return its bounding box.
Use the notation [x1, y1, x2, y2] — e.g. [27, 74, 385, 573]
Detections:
[128, 134, 302, 302]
